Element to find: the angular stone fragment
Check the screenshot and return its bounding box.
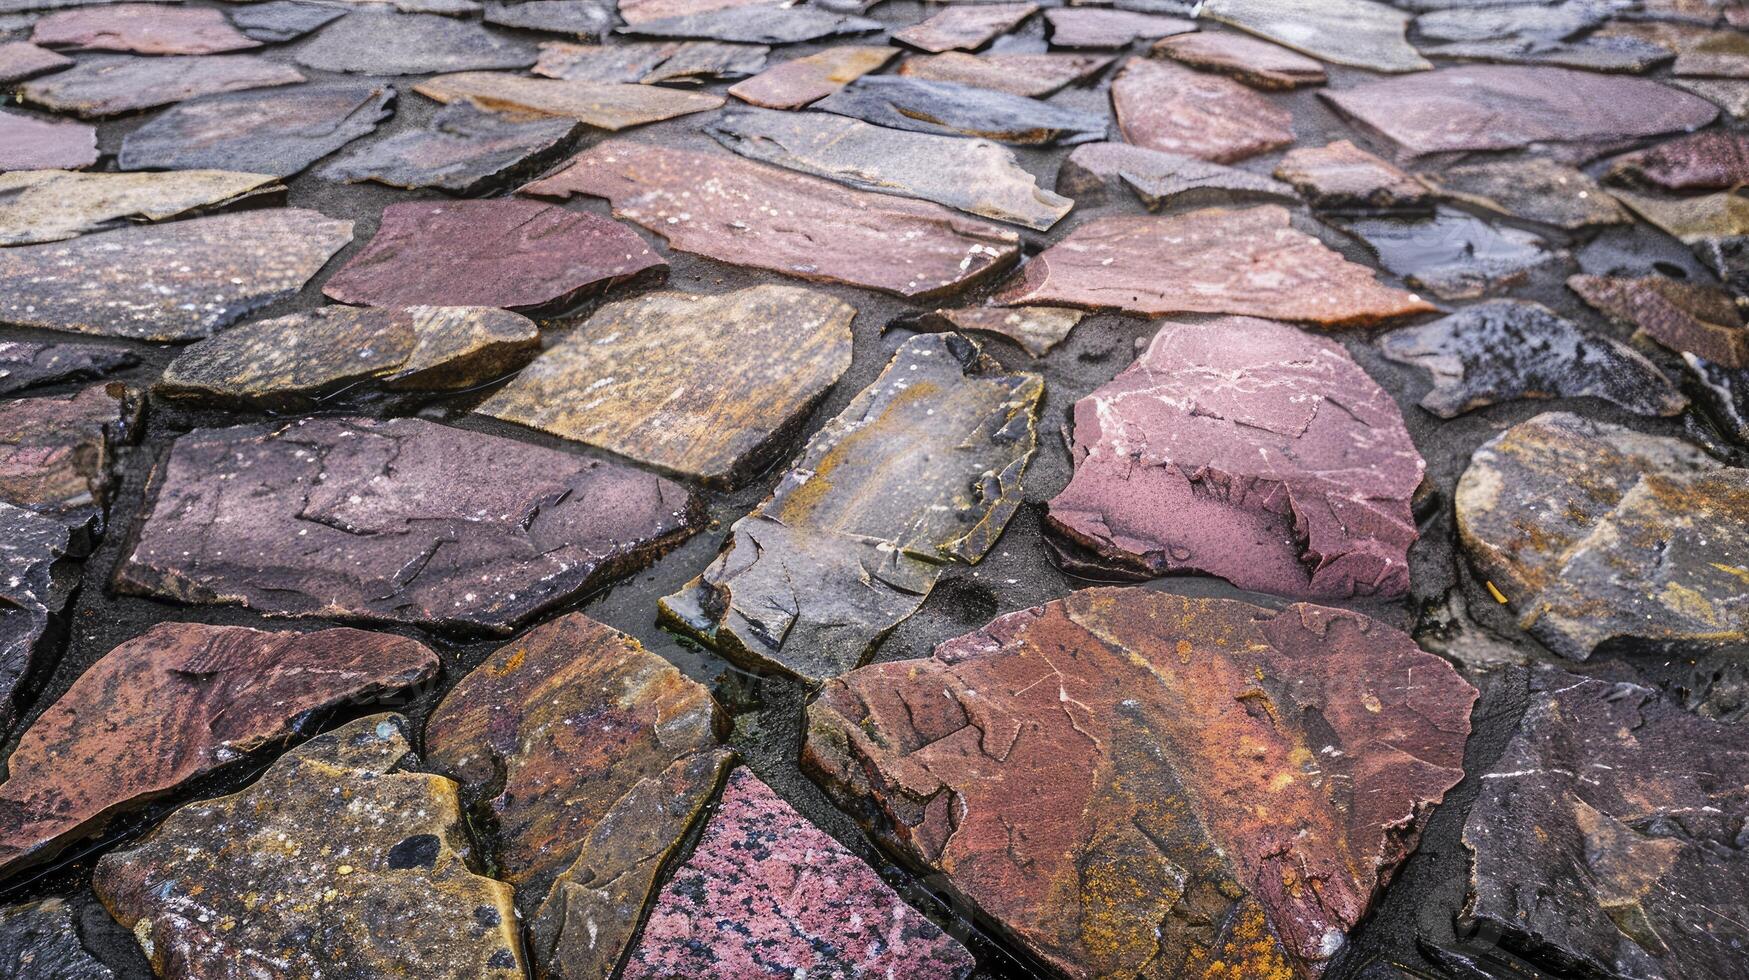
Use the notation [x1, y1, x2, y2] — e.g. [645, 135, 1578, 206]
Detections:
[0, 624, 439, 878]
[1151, 31, 1324, 89]
[117, 82, 392, 178]
[1272, 139, 1429, 212]
[1674, 76, 1749, 118]
[484, 0, 612, 38]
[1111, 56, 1292, 163]
[639, 40, 766, 83]
[1570, 272, 1749, 368]
[0, 210, 351, 341]
[803, 588, 1476, 980]
[1379, 300, 1687, 418]
[1463, 668, 1749, 980]
[17, 53, 304, 118]
[1609, 130, 1749, 192]
[0, 503, 70, 740]
[1456, 412, 1749, 658]
[708, 107, 1070, 230]
[1670, 24, 1749, 76]
[0, 109, 96, 171]
[324, 199, 663, 312]
[0, 900, 112, 980]
[620, 5, 880, 44]
[0, 384, 140, 540]
[897, 50, 1110, 97]
[0, 169, 283, 246]
[817, 74, 1106, 146]
[533, 39, 680, 80]
[294, 11, 535, 74]
[623, 768, 975, 980]
[1612, 187, 1749, 245]
[0, 41, 70, 83]
[1414, 1, 1608, 47]
[424, 613, 732, 980]
[728, 43, 894, 107]
[0, 341, 135, 396]
[997, 206, 1434, 325]
[32, 4, 259, 54]
[1422, 158, 1629, 230]
[415, 70, 722, 127]
[1043, 7, 1193, 48]
[1419, 33, 1676, 73]
[1336, 208, 1561, 301]
[93, 715, 525, 979]
[618, 0, 765, 24]
[229, 1, 344, 42]
[898, 306, 1086, 357]
[660, 334, 1041, 681]
[893, 1, 1035, 53]
[1205, 0, 1427, 72]
[524, 141, 1020, 299]
[115, 416, 699, 633]
[319, 102, 574, 195]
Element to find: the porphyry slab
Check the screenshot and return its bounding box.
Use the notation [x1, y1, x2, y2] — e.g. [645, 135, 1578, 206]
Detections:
[898, 306, 1087, 357]
[1569, 272, 1749, 368]
[1056, 141, 1296, 209]
[0, 503, 71, 741]
[1203, 0, 1429, 73]
[1335, 208, 1561, 301]
[0, 383, 141, 541]
[816, 74, 1107, 146]
[0, 41, 71, 83]
[1043, 7, 1193, 48]
[1150, 31, 1325, 89]
[897, 50, 1110, 97]
[1110, 56, 1293, 163]
[1421, 158, 1629, 230]
[17, 53, 304, 118]
[617, 4, 880, 44]
[415, 70, 723, 127]
[319, 101, 576, 195]
[1608, 130, 1749, 191]
[0, 341, 136, 396]
[0, 109, 97, 171]
[292, 10, 535, 75]
[31, 4, 259, 54]
[117, 82, 394, 178]
[892, 1, 1035, 53]
[1272, 139, 1430, 212]
[0, 169, 284, 246]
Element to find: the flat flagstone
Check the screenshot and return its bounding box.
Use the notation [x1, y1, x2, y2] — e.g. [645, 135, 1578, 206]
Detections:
[1110, 56, 1293, 162]
[534, 39, 680, 80]
[320, 101, 576, 194]
[1202, 0, 1429, 73]
[483, 0, 613, 38]
[892, 1, 1036, 53]
[727, 43, 894, 107]
[18, 53, 304, 117]
[617, 0, 769, 25]
[117, 82, 394, 178]
[1674, 76, 1749, 118]
[0, 504, 71, 740]
[229, 1, 344, 42]
[0, 109, 96, 171]
[32, 4, 259, 54]
[815, 74, 1106, 145]
[1150, 30, 1325, 89]
[896, 305, 1086, 356]
[0, 41, 70, 83]
[1421, 158, 1629, 230]
[1686, 353, 1749, 441]
[1570, 272, 1749, 368]
[416, 71, 723, 127]
[1057, 140, 1295, 209]
[0, 169, 284, 246]
[293, 11, 535, 74]
[1336, 208, 1561, 301]
[1272, 139, 1430, 211]
[1419, 33, 1676, 73]
[896, 50, 1110, 97]
[1608, 130, 1749, 191]
[1043, 7, 1193, 48]
[619, 4, 880, 44]
[0, 341, 136, 396]
[0, 383, 140, 541]
[639, 40, 767, 83]
[0, 900, 113, 980]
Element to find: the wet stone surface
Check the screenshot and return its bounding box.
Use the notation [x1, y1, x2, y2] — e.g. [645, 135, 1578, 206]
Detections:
[1335, 208, 1563, 301]
[816, 74, 1108, 145]
[0, 898, 113, 980]
[1110, 56, 1294, 163]
[0, 503, 71, 741]
[728, 43, 894, 107]
[116, 82, 394, 178]
[0, 383, 140, 542]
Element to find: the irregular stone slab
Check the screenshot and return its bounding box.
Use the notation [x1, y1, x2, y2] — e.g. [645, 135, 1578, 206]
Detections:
[1608, 130, 1749, 191]
[816, 74, 1106, 146]
[0, 624, 439, 878]
[0, 900, 112, 980]
[1336, 208, 1561, 301]
[1111, 56, 1292, 163]
[1043, 7, 1192, 48]
[117, 82, 392, 178]
[727, 43, 894, 107]
[1051, 318, 1422, 597]
[293, 11, 535, 74]
[0, 341, 136, 396]
[1057, 140, 1294, 209]
[115, 416, 699, 633]
[1612, 186, 1749, 245]
[416, 70, 723, 127]
[0, 41, 69, 83]
[478, 286, 850, 486]
[32, 4, 258, 54]
[1570, 272, 1749, 368]
[1378, 300, 1687, 418]
[640, 40, 766, 83]
[1419, 33, 1677, 73]
[1673, 76, 1749, 118]
[0, 503, 70, 740]
[1670, 24, 1749, 76]
[897, 50, 1110, 97]
[1456, 411, 1749, 659]
[708, 106, 1070, 230]
[17, 53, 303, 118]
[898, 305, 1086, 356]
[660, 334, 1041, 681]
[319, 101, 574, 194]
[1272, 139, 1430, 211]
[623, 768, 976, 980]
[157, 306, 540, 409]
[0, 384, 141, 540]
[523, 140, 1021, 299]
[424, 613, 732, 980]
[618, 0, 769, 25]
[0, 109, 96, 171]
[1414, 0, 1607, 46]
[619, 5, 880, 44]
[1204, 0, 1426, 72]
[803, 588, 1476, 980]
[229, 1, 344, 42]
[0, 169, 283, 246]
[1686, 352, 1749, 441]
[93, 715, 526, 979]
[893, 1, 1035, 53]
[1150, 30, 1325, 89]
[484, 0, 612, 38]
[0, 210, 352, 341]
[323, 199, 664, 312]
[1323, 67, 1718, 161]
[997, 206, 1434, 325]
[1464, 668, 1749, 979]
[533, 39, 679, 80]
[1421, 158, 1629, 230]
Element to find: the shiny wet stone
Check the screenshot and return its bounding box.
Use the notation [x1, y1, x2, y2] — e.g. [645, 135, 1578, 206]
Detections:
[0, 899, 111, 980]
[1335, 207, 1562, 301]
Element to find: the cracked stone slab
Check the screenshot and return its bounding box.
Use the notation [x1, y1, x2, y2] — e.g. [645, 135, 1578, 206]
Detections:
[1378, 299, 1687, 418]
[996, 206, 1435, 325]
[618, 4, 880, 44]
[708, 106, 1070, 230]
[0, 900, 112, 980]
[623, 768, 976, 980]
[117, 82, 394, 178]
[1608, 130, 1749, 191]
[1570, 272, 1749, 368]
[157, 306, 540, 409]
[803, 587, 1475, 980]
[1456, 411, 1749, 659]
[816, 74, 1107, 146]
[229, 1, 344, 42]
[93, 714, 527, 979]
[896, 50, 1110, 97]
[1111, 56, 1293, 163]
[0, 169, 284, 246]
[322, 199, 665, 312]
[659, 333, 1042, 681]
[477, 285, 852, 487]
[416, 70, 723, 127]
[1150, 31, 1326, 89]
[1043, 7, 1193, 48]
[1050, 317, 1423, 599]
[0, 109, 96, 170]
[1421, 158, 1629, 230]
[522, 140, 1020, 299]
[0, 209, 352, 341]
[1335, 208, 1562, 301]
[727, 43, 895, 107]
[896, 306, 1086, 357]
[483, 0, 613, 38]
[319, 101, 576, 195]
[0, 41, 70, 83]
[293, 11, 535, 74]
[1463, 667, 1749, 979]
[0, 623, 439, 879]
[17, 53, 304, 118]
[0, 341, 136, 396]
[893, 1, 1035, 53]
[0, 503, 71, 741]
[31, 3, 259, 54]
[0, 384, 141, 542]
[1272, 139, 1431, 212]
[1204, 0, 1428, 72]
[113, 416, 700, 634]
[424, 613, 732, 980]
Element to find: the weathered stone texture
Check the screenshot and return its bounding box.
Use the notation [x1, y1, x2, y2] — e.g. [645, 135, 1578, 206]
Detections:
[0, 503, 71, 740]
[0, 169, 284, 246]
[31, 4, 259, 54]
[1111, 56, 1294, 163]
[0, 383, 140, 540]
[1570, 272, 1749, 368]
[1272, 140, 1429, 212]
[117, 82, 394, 178]
[320, 102, 576, 195]
[1058, 141, 1295, 209]
[0, 341, 136, 396]
[0, 899, 113, 980]
[816, 74, 1107, 146]
[18, 54, 304, 118]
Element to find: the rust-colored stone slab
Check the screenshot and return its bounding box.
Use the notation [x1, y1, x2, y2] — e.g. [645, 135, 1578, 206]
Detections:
[1111, 57, 1293, 163]
[0, 384, 141, 541]
[1204, 0, 1429, 72]
[1058, 141, 1294, 209]
[897, 50, 1111, 97]
[0, 624, 439, 878]
[816, 74, 1107, 145]
[996, 206, 1435, 325]
[32, 4, 259, 54]
[1608, 130, 1749, 191]
[416, 70, 723, 127]
[0, 503, 71, 741]
[1051, 317, 1423, 598]
[478, 285, 853, 487]
[93, 715, 526, 979]
[319, 101, 576, 194]
[900, 306, 1086, 356]
[893, 1, 1035, 53]
[1570, 272, 1749, 368]
[660, 334, 1041, 681]
[522, 140, 1021, 299]
[0, 209, 352, 341]
[293, 10, 535, 74]
[1043, 7, 1193, 48]
[0, 341, 136, 396]
[323, 199, 664, 312]
[17, 53, 304, 118]
[803, 588, 1476, 980]
[0, 41, 70, 83]
[1422, 158, 1629, 230]
[0, 900, 112, 980]
[424, 613, 732, 980]
[1335, 208, 1560, 301]
[1272, 139, 1429, 211]
[0, 169, 283, 246]
[117, 82, 393, 178]
[0, 109, 96, 171]
[1150, 31, 1325, 89]
[728, 43, 894, 107]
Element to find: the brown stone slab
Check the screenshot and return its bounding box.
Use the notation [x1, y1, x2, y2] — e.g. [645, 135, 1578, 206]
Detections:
[0, 169, 284, 246]
[1273, 139, 1430, 211]
[318, 101, 577, 195]
[0, 41, 70, 83]
[1570, 272, 1749, 368]
[0, 384, 142, 541]
[416, 70, 723, 127]
[898, 305, 1086, 356]
[1150, 30, 1325, 89]
[1058, 140, 1295, 209]
[896, 50, 1110, 97]
[17, 53, 304, 118]
[32, 3, 259, 54]
[1608, 130, 1749, 191]
[892, 1, 1035, 53]
[117, 82, 394, 178]
[728, 43, 894, 107]
[0, 503, 72, 741]
[0, 109, 96, 171]
[1043, 7, 1192, 47]
[292, 10, 535, 75]
[1335, 208, 1560, 301]
[1203, 0, 1429, 72]
[639, 39, 766, 83]
[1111, 56, 1293, 163]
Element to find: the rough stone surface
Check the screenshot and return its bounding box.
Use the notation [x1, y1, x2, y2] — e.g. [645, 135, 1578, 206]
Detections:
[996, 206, 1434, 325]
[1609, 130, 1749, 191]
[1422, 158, 1629, 230]
[618, 0, 766, 24]
[0, 899, 113, 980]
[899, 305, 1086, 357]
[533, 39, 684, 80]
[477, 285, 852, 486]
[1272, 139, 1429, 211]
[1204, 0, 1428, 73]
[0, 209, 352, 341]
[1378, 300, 1687, 418]
[17, 53, 304, 118]
[117, 82, 394, 178]
[0, 623, 440, 878]
[293, 11, 535, 75]
[229, 1, 344, 42]
[0, 169, 283, 246]
[415, 70, 723, 127]
[1463, 668, 1749, 980]
[0, 503, 70, 740]
[1150, 32, 1323, 90]
[1456, 411, 1749, 659]
[1571, 272, 1749, 368]
[897, 50, 1110, 97]
[638, 40, 767, 83]
[1336, 208, 1561, 301]
[1110, 57, 1293, 163]
[816, 74, 1106, 146]
[92, 714, 527, 979]
[1043, 7, 1193, 48]
[319, 101, 576, 194]
[620, 5, 881, 44]
[1051, 318, 1423, 598]
[0, 41, 70, 83]
[424, 613, 731, 980]
[727, 43, 894, 107]
[660, 333, 1042, 681]
[803, 588, 1476, 980]
[1674, 76, 1749, 117]
[623, 768, 976, 980]
[523, 140, 1021, 299]
[0, 384, 140, 540]
[1057, 140, 1295, 209]
[893, 2, 1035, 53]
[323, 199, 665, 312]
[114, 416, 700, 634]
[1686, 352, 1749, 441]
[31, 4, 259, 54]
[1612, 187, 1749, 245]
[0, 109, 96, 171]
[0, 341, 136, 396]
[483, 0, 612, 38]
